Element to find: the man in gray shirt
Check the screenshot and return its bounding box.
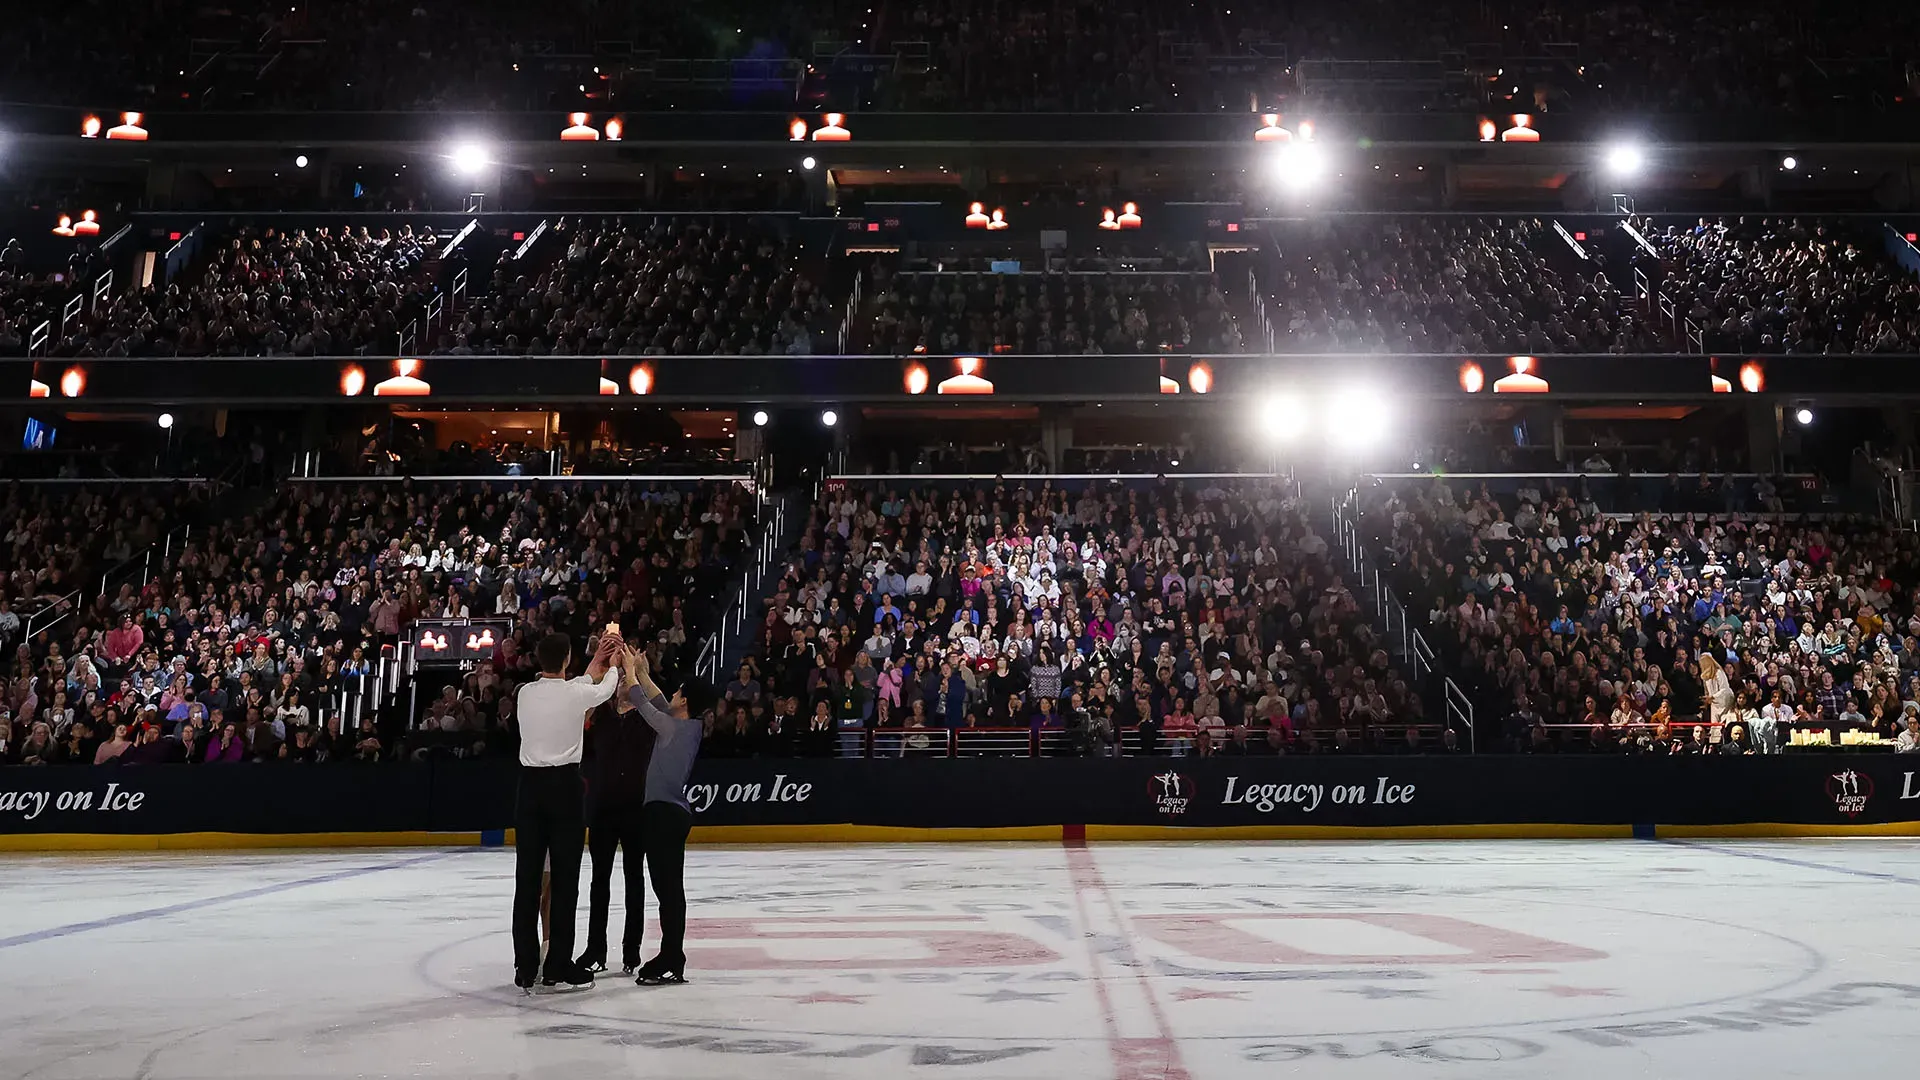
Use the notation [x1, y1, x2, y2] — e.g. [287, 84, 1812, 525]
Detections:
[620, 647, 713, 986]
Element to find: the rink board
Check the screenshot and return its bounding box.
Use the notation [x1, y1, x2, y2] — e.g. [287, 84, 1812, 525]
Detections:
[3, 756, 1917, 849]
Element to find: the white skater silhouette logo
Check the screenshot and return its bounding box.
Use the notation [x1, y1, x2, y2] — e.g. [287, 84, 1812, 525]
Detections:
[1151, 772, 1191, 816]
[1827, 769, 1873, 817]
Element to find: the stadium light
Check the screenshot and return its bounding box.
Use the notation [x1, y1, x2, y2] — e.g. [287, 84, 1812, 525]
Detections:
[449, 140, 491, 175]
[1781, 155, 1798, 171]
[1254, 393, 1310, 441]
[157, 413, 174, 429]
[1326, 387, 1391, 451]
[752, 409, 770, 427]
[1269, 142, 1326, 189]
[1794, 406, 1814, 426]
[1604, 142, 1644, 178]
[821, 409, 839, 427]
[294, 154, 309, 169]
[801, 155, 817, 171]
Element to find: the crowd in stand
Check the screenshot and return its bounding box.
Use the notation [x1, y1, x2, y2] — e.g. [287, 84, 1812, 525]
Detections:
[1264, 218, 1664, 354]
[1650, 217, 1920, 354]
[34, 226, 440, 358]
[863, 264, 1245, 355]
[436, 218, 826, 357]
[0, 478, 755, 766]
[709, 479, 1440, 759]
[1363, 475, 1920, 755]
[8, 0, 1916, 114]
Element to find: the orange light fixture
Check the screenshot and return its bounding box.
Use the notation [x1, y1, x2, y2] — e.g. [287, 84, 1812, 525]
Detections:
[603, 117, 623, 141]
[106, 112, 148, 141]
[1478, 117, 1498, 142]
[80, 115, 102, 138]
[1187, 361, 1213, 395]
[789, 117, 809, 141]
[373, 358, 431, 396]
[986, 208, 1008, 230]
[561, 112, 599, 140]
[812, 113, 850, 141]
[1739, 361, 1765, 393]
[1500, 114, 1539, 142]
[340, 364, 367, 396]
[1492, 355, 1549, 392]
[904, 362, 930, 395]
[28, 378, 51, 398]
[51, 215, 76, 237]
[1099, 209, 1121, 231]
[1118, 202, 1142, 228]
[628, 363, 654, 395]
[937, 356, 994, 395]
[1254, 114, 1291, 142]
[59, 367, 86, 397]
[73, 210, 100, 237]
[598, 377, 619, 396]
[1458, 361, 1486, 393]
[964, 202, 990, 229]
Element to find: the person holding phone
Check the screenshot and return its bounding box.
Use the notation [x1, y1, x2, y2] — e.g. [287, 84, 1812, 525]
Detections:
[619, 646, 714, 986]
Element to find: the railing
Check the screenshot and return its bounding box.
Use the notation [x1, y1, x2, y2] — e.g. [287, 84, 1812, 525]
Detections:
[22, 589, 80, 645]
[705, 497, 786, 680]
[60, 293, 83, 337]
[28, 319, 50, 356]
[91, 269, 114, 314]
[1444, 678, 1476, 753]
[821, 723, 1456, 758]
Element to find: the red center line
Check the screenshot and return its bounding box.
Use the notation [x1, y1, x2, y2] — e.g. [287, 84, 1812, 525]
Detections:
[1064, 837, 1193, 1080]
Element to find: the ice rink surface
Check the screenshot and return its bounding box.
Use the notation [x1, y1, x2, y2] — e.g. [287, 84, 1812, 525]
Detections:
[3, 838, 1918, 1080]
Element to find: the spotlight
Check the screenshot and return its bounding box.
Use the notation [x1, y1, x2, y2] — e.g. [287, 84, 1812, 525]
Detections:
[157, 413, 175, 430]
[1255, 393, 1310, 441]
[801, 156, 817, 171]
[295, 154, 309, 169]
[1326, 388, 1391, 451]
[1781, 155, 1798, 171]
[821, 409, 839, 428]
[1604, 143, 1644, 177]
[1794, 406, 1814, 427]
[449, 140, 491, 175]
[752, 410, 769, 427]
[1269, 143, 1326, 189]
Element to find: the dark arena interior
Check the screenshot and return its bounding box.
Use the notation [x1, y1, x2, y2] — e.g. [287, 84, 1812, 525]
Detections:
[6, 3, 1920, 1077]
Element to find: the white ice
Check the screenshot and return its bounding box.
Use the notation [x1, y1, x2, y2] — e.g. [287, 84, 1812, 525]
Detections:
[3, 839, 1918, 1079]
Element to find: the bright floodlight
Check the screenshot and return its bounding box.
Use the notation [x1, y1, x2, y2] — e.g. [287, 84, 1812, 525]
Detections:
[1254, 393, 1310, 441]
[821, 409, 839, 427]
[801, 155, 817, 171]
[1269, 143, 1326, 189]
[1781, 155, 1798, 171]
[1325, 388, 1391, 451]
[752, 409, 769, 427]
[294, 154, 309, 169]
[450, 141, 491, 175]
[1605, 143, 1644, 178]
[157, 412, 175, 429]
[1794, 406, 1814, 426]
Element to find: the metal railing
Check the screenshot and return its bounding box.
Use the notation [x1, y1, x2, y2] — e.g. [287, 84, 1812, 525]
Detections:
[1330, 486, 1471, 750]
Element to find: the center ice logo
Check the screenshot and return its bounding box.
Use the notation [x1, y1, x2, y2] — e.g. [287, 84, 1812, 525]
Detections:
[1150, 771, 1191, 816]
[1827, 769, 1872, 817]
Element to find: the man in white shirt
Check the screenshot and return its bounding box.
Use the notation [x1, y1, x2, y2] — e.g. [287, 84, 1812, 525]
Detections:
[512, 630, 619, 993]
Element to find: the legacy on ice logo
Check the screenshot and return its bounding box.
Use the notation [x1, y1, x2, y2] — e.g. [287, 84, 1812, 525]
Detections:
[1151, 771, 1192, 816]
[1827, 769, 1873, 817]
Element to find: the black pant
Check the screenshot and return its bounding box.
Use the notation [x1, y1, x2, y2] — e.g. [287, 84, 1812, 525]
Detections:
[514, 764, 585, 977]
[583, 800, 648, 967]
[641, 801, 693, 966]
